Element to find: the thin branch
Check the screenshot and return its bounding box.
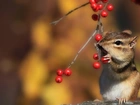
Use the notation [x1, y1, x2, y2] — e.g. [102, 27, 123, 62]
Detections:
[66, 0, 112, 68]
[50, 2, 89, 25]
[67, 29, 98, 68]
[94, 0, 112, 60]
[97, 0, 111, 33]
[52, 0, 112, 69]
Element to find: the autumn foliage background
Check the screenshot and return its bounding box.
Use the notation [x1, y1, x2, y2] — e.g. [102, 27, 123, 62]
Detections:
[1, 0, 140, 105]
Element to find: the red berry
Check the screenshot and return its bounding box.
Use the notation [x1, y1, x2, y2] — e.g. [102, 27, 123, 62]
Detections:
[94, 7, 99, 12]
[91, 3, 99, 12]
[89, 0, 99, 4]
[92, 14, 99, 21]
[91, 3, 97, 8]
[95, 0, 100, 2]
[95, 34, 102, 42]
[64, 68, 72, 76]
[101, 10, 108, 17]
[101, 0, 108, 3]
[92, 62, 101, 69]
[56, 69, 63, 76]
[89, 0, 96, 4]
[101, 57, 109, 63]
[93, 53, 99, 60]
[98, 4, 103, 10]
[107, 4, 114, 11]
[55, 76, 63, 83]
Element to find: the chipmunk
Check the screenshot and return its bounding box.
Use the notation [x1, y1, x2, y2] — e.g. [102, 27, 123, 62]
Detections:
[96, 30, 140, 104]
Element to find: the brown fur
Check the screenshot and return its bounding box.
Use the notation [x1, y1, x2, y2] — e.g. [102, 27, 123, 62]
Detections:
[98, 30, 140, 102]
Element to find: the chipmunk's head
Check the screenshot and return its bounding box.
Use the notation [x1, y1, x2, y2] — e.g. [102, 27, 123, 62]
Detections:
[97, 30, 137, 70]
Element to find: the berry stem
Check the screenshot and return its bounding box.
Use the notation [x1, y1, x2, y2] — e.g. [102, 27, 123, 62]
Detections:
[67, 29, 98, 68]
[50, 2, 90, 25]
[97, 0, 111, 33]
[53, 0, 112, 70]
[97, 15, 103, 33]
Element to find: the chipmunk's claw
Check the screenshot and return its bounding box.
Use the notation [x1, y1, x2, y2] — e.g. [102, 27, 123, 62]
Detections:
[116, 98, 126, 104]
[93, 99, 101, 102]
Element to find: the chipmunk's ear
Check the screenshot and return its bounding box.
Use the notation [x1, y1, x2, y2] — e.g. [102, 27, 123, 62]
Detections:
[122, 30, 132, 35]
[130, 36, 137, 48]
[103, 31, 110, 37]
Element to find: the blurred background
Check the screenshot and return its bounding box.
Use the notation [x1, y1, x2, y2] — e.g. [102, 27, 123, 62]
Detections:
[0, 0, 140, 105]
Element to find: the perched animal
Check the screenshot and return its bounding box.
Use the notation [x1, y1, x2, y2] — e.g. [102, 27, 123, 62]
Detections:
[97, 30, 140, 104]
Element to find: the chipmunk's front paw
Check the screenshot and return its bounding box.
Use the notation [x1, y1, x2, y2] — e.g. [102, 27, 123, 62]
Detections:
[93, 99, 101, 102]
[116, 98, 127, 104]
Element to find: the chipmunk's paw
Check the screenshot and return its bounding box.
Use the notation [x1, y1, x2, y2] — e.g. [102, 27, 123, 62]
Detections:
[93, 99, 101, 102]
[116, 98, 126, 104]
[93, 99, 100, 101]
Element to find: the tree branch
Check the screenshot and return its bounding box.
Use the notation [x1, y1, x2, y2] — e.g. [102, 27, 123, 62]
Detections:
[50, 2, 89, 25]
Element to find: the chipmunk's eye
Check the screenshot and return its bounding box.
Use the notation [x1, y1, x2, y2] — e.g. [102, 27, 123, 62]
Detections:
[114, 40, 123, 45]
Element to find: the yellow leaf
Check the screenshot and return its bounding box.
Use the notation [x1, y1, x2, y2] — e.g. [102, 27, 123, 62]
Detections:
[58, 0, 77, 15]
[31, 18, 51, 49]
[20, 50, 48, 99]
[41, 81, 72, 105]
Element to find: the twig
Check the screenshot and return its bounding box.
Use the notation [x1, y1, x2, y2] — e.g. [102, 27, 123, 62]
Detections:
[67, 30, 97, 68]
[94, 0, 111, 60]
[52, 0, 112, 68]
[67, 0, 112, 68]
[67, 25, 100, 68]
[50, 2, 89, 25]
[97, 0, 112, 33]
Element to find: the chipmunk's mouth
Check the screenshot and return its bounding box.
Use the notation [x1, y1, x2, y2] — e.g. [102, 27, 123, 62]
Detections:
[97, 44, 111, 63]
[97, 44, 108, 56]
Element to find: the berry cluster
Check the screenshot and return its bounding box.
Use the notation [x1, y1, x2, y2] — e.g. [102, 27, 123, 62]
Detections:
[55, 0, 114, 83]
[55, 68, 72, 83]
[53, 0, 140, 83]
[92, 33, 109, 69]
[89, 0, 114, 21]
